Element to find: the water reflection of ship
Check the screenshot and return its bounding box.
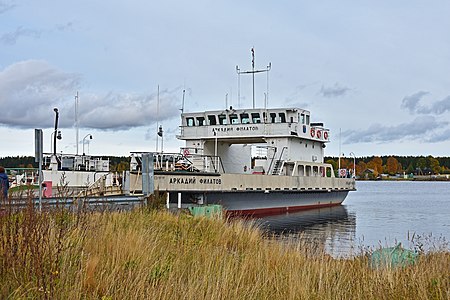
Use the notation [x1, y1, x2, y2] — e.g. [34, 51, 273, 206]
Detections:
[255, 205, 351, 233]
[254, 205, 357, 256]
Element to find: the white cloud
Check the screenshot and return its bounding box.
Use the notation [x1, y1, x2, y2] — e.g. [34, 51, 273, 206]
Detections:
[78, 89, 180, 130]
[318, 83, 351, 98]
[0, 60, 80, 128]
[417, 95, 450, 115]
[0, 60, 180, 130]
[401, 91, 450, 116]
[401, 91, 429, 113]
[344, 116, 448, 144]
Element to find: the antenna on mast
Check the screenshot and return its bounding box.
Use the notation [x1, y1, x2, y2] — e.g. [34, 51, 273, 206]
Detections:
[236, 48, 271, 109]
[180, 89, 185, 113]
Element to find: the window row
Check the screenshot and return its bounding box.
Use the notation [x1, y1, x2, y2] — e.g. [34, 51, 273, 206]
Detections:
[186, 112, 310, 127]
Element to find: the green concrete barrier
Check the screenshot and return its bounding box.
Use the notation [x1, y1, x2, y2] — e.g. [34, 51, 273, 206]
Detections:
[188, 204, 223, 218]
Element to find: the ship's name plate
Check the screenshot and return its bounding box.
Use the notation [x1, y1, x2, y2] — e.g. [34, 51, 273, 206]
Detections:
[169, 177, 222, 185]
[212, 126, 259, 133]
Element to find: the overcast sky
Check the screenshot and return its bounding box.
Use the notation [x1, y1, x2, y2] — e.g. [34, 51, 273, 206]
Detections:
[1, 0, 450, 158]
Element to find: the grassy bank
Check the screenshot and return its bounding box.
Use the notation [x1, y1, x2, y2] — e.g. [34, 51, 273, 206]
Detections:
[1, 205, 449, 299]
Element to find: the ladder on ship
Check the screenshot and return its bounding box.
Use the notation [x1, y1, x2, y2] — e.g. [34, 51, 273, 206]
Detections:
[271, 146, 287, 175]
[271, 159, 284, 175]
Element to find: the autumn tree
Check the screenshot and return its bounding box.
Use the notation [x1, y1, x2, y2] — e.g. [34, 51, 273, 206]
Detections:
[114, 161, 130, 172]
[356, 161, 367, 176]
[325, 159, 337, 172]
[428, 156, 440, 174]
[386, 156, 401, 175]
[367, 156, 383, 174]
[339, 158, 352, 169]
[416, 157, 428, 174]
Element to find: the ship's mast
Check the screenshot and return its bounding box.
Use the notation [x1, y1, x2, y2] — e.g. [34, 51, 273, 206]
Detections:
[180, 89, 185, 113]
[236, 48, 271, 109]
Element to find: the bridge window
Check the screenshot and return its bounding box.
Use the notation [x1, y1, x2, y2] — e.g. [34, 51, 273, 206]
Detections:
[186, 117, 195, 127]
[229, 114, 239, 124]
[279, 113, 286, 123]
[218, 114, 227, 125]
[208, 115, 217, 125]
[240, 113, 250, 124]
[251, 113, 261, 123]
[300, 113, 305, 124]
[306, 114, 310, 125]
[270, 113, 276, 123]
[196, 116, 205, 126]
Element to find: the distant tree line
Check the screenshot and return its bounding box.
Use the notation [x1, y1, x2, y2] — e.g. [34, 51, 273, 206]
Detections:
[2, 155, 449, 177]
[0, 156, 36, 168]
[325, 155, 450, 178]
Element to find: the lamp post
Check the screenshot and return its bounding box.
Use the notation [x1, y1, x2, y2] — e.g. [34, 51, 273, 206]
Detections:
[349, 152, 356, 178]
[82, 134, 93, 155]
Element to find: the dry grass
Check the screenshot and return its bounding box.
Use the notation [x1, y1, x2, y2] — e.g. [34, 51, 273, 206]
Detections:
[1, 204, 449, 299]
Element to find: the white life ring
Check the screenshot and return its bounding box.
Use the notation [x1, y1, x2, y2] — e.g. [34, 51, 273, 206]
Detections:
[324, 131, 329, 140]
[316, 130, 322, 139]
[183, 149, 190, 156]
[310, 128, 315, 137]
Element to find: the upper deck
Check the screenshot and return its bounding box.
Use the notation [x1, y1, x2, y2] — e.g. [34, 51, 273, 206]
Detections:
[178, 107, 330, 143]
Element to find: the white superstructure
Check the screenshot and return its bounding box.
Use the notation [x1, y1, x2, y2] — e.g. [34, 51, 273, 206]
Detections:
[178, 107, 333, 178]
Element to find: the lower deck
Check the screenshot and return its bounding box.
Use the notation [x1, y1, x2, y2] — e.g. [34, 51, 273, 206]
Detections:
[129, 172, 355, 194]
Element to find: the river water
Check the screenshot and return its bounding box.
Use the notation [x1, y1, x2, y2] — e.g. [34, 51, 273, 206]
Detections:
[254, 181, 450, 256]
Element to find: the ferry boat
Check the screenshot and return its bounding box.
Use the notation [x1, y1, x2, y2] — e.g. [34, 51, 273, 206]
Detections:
[22, 107, 354, 215]
[130, 106, 356, 216]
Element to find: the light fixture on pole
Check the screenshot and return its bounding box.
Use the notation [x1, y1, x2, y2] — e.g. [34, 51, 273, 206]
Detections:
[349, 152, 356, 178]
[82, 134, 93, 155]
[50, 130, 62, 153]
[53, 108, 59, 155]
[157, 125, 163, 153]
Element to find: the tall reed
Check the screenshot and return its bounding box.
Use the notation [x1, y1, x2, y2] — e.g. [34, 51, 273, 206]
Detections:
[1, 200, 448, 299]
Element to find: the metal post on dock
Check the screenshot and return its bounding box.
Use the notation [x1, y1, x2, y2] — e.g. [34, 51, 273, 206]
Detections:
[35, 129, 43, 212]
[141, 153, 154, 196]
[177, 192, 181, 209]
[123, 171, 130, 195]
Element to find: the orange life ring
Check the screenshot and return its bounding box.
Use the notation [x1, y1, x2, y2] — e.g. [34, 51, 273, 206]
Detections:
[183, 149, 190, 156]
[316, 130, 322, 139]
[324, 131, 329, 140]
[310, 128, 315, 137]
